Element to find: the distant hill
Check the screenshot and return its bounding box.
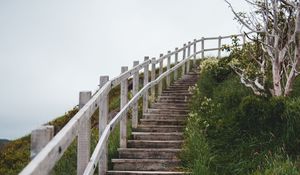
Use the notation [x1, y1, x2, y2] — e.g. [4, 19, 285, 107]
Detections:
[0, 139, 10, 148]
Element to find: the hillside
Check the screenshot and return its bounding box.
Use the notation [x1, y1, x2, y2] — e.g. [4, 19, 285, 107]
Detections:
[0, 139, 9, 148]
[0, 69, 162, 175]
[182, 57, 300, 175]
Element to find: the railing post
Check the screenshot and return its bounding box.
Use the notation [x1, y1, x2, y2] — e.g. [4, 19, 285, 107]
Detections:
[174, 48, 179, 81]
[182, 44, 186, 77]
[77, 91, 92, 175]
[193, 39, 197, 66]
[99, 76, 109, 175]
[120, 66, 128, 148]
[201, 37, 205, 58]
[158, 54, 164, 96]
[132, 61, 139, 129]
[166, 51, 171, 88]
[151, 58, 156, 101]
[143, 56, 150, 113]
[187, 41, 191, 73]
[242, 34, 246, 45]
[218, 36, 222, 58]
[30, 125, 54, 160]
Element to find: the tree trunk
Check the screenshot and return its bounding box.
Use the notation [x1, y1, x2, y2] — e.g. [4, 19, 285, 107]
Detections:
[272, 59, 282, 96]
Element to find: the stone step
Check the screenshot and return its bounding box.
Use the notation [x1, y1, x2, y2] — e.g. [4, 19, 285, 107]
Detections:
[158, 96, 191, 100]
[107, 170, 187, 175]
[147, 109, 189, 115]
[133, 125, 184, 132]
[112, 159, 181, 171]
[132, 132, 183, 140]
[157, 99, 191, 103]
[160, 92, 191, 96]
[143, 114, 187, 120]
[150, 105, 188, 110]
[140, 119, 185, 125]
[118, 148, 181, 159]
[152, 102, 189, 106]
[128, 140, 183, 148]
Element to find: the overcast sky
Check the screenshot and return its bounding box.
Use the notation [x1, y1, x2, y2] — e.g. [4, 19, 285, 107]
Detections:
[0, 0, 249, 139]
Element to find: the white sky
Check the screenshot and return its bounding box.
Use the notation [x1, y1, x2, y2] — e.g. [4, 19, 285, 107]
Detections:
[0, 0, 249, 139]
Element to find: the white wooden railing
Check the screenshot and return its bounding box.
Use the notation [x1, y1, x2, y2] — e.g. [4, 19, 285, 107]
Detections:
[20, 33, 248, 175]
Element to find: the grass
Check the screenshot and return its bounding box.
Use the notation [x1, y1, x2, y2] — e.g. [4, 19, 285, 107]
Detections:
[182, 57, 300, 175]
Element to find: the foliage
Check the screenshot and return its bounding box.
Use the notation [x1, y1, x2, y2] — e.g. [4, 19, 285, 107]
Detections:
[183, 57, 300, 175]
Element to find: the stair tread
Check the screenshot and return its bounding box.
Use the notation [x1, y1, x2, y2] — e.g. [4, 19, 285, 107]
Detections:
[112, 159, 181, 162]
[107, 170, 187, 174]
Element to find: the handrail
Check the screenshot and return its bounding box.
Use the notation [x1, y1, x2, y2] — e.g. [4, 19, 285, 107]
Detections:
[20, 32, 251, 175]
[83, 56, 192, 175]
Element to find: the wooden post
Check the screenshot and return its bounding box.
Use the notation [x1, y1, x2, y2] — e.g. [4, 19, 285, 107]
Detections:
[166, 51, 171, 88]
[143, 56, 149, 113]
[218, 36, 222, 58]
[182, 44, 186, 77]
[158, 54, 164, 96]
[193, 39, 197, 66]
[201, 37, 205, 58]
[99, 76, 109, 175]
[30, 125, 54, 160]
[132, 61, 139, 129]
[174, 48, 179, 81]
[120, 66, 128, 148]
[151, 58, 156, 101]
[242, 34, 246, 45]
[77, 91, 92, 175]
[187, 42, 191, 73]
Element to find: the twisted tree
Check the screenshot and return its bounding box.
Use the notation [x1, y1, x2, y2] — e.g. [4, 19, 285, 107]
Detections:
[225, 0, 300, 96]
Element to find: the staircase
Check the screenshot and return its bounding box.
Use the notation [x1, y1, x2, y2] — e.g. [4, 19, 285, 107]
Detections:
[107, 72, 199, 175]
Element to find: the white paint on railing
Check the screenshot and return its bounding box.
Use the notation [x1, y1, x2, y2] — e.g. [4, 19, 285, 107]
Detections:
[21, 33, 251, 175]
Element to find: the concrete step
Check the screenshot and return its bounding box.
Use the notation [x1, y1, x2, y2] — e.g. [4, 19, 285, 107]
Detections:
[150, 105, 188, 110]
[128, 140, 183, 148]
[140, 119, 185, 125]
[112, 159, 181, 171]
[118, 148, 181, 159]
[107, 171, 187, 175]
[132, 132, 184, 140]
[133, 125, 184, 132]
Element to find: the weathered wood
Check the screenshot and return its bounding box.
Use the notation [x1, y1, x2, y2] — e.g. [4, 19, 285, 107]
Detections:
[174, 48, 179, 81]
[166, 51, 171, 88]
[201, 37, 205, 58]
[30, 125, 54, 160]
[218, 36, 222, 58]
[99, 76, 109, 175]
[132, 61, 140, 129]
[182, 44, 186, 77]
[151, 58, 156, 101]
[120, 66, 128, 148]
[111, 60, 151, 88]
[20, 82, 108, 175]
[187, 42, 191, 73]
[158, 54, 163, 96]
[78, 91, 92, 175]
[143, 56, 150, 113]
[193, 39, 197, 66]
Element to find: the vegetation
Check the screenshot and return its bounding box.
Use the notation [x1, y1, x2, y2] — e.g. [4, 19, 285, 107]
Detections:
[182, 57, 300, 174]
[0, 83, 137, 174]
[225, 0, 300, 97]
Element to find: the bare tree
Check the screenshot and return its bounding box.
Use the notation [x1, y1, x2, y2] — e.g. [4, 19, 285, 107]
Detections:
[225, 0, 300, 96]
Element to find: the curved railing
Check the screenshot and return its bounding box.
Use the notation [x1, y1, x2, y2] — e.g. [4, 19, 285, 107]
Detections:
[20, 33, 248, 175]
